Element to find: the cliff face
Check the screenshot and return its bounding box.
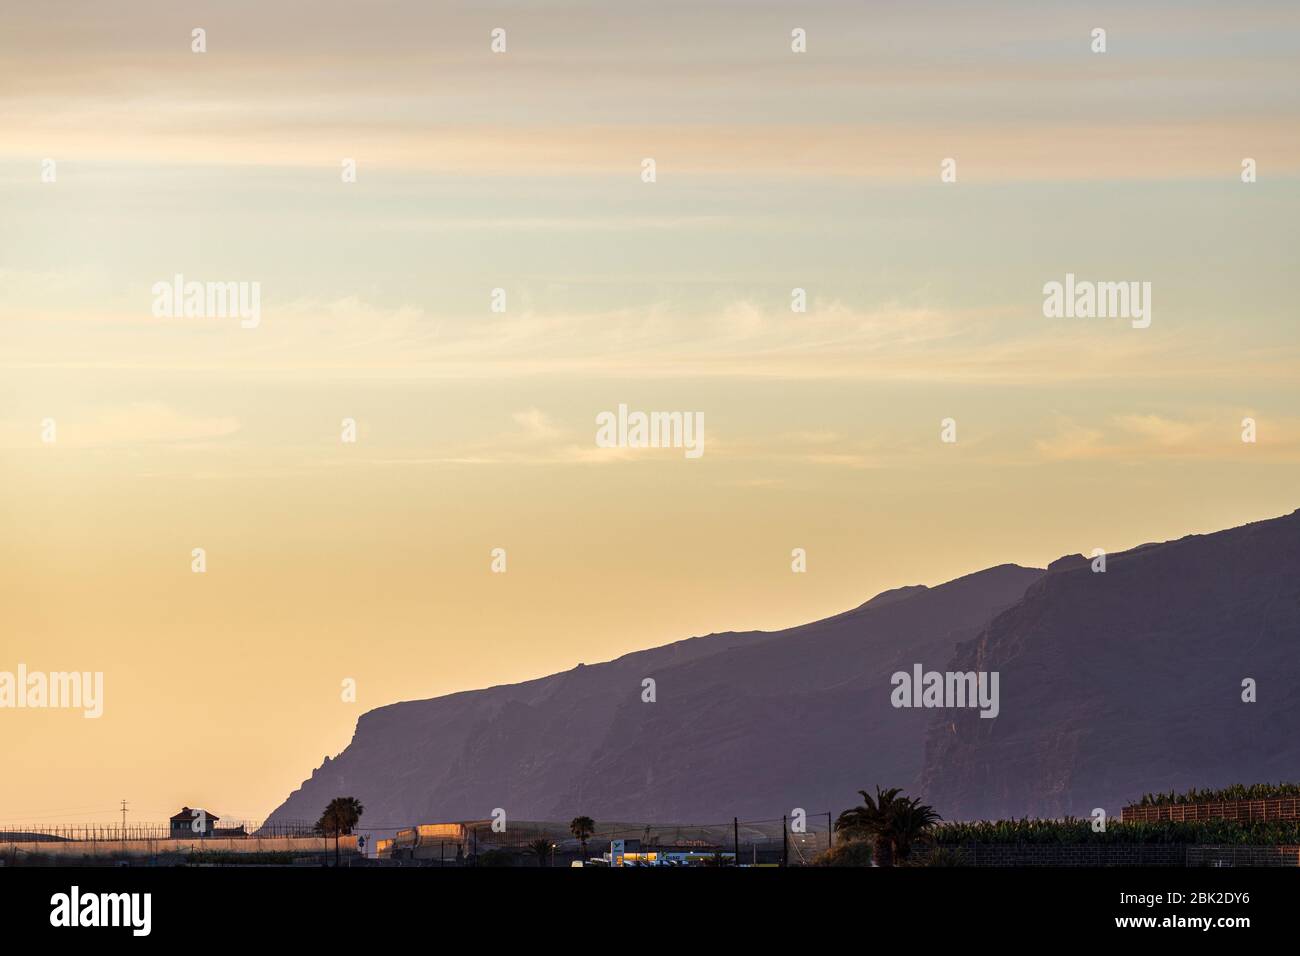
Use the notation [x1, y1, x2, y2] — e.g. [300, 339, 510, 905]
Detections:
[919, 510, 1300, 821]
[264, 564, 1042, 827]
[266, 509, 1300, 831]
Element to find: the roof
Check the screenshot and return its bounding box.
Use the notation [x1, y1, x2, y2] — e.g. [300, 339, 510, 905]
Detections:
[170, 806, 220, 822]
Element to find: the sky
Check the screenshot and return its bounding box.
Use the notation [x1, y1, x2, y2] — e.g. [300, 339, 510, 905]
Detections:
[1, 0, 1298, 825]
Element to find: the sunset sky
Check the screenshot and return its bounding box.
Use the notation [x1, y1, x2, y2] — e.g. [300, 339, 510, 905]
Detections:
[2, 0, 1298, 825]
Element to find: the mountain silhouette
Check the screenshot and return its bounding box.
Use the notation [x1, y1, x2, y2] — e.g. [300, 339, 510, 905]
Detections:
[265, 564, 1040, 826]
[919, 508, 1300, 820]
[264, 509, 1300, 829]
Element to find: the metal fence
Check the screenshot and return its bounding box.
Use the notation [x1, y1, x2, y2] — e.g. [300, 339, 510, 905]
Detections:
[1, 814, 837, 865]
[0, 820, 319, 843]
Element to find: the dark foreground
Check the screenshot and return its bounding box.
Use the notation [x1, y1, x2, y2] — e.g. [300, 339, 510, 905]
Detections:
[0, 864, 1278, 941]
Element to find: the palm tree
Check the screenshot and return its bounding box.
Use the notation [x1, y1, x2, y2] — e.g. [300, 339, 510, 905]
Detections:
[836, 787, 902, 867]
[835, 787, 940, 867]
[891, 796, 942, 862]
[315, 796, 365, 866]
[528, 838, 552, 867]
[569, 816, 595, 859]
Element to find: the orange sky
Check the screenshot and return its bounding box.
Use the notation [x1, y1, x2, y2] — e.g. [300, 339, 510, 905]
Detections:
[2, 0, 1298, 824]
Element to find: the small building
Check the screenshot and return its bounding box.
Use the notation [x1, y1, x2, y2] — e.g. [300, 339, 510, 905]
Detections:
[608, 838, 733, 866]
[170, 807, 220, 839]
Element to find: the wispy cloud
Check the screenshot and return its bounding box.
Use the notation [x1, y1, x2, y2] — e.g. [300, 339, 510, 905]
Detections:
[0, 402, 240, 449]
[3, 293, 1295, 386]
[1035, 412, 1300, 462]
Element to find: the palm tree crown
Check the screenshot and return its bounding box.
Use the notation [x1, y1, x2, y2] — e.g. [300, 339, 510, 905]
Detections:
[569, 815, 595, 858]
[528, 837, 552, 867]
[316, 796, 365, 866]
[834, 786, 940, 866]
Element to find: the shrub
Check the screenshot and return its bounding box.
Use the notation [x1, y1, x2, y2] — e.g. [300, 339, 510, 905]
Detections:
[187, 850, 295, 865]
[933, 817, 1300, 847]
[814, 840, 874, 867]
[921, 847, 967, 866]
[1137, 783, 1300, 807]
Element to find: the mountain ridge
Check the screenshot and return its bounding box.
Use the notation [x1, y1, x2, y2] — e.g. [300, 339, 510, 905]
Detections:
[919, 507, 1300, 819]
[266, 563, 1042, 825]
[264, 509, 1300, 828]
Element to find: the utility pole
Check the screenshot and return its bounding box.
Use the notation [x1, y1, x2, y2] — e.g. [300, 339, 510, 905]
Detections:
[733, 817, 740, 867]
[827, 811, 834, 848]
[782, 815, 788, 867]
[120, 800, 129, 840]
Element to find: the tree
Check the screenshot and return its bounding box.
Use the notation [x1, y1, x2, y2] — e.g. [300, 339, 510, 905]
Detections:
[834, 787, 940, 867]
[528, 838, 552, 867]
[569, 816, 595, 859]
[835, 786, 903, 866]
[890, 796, 942, 862]
[315, 796, 365, 867]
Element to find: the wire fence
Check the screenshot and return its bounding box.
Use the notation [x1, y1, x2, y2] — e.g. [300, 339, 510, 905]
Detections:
[1, 814, 838, 865]
[0, 820, 319, 843]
